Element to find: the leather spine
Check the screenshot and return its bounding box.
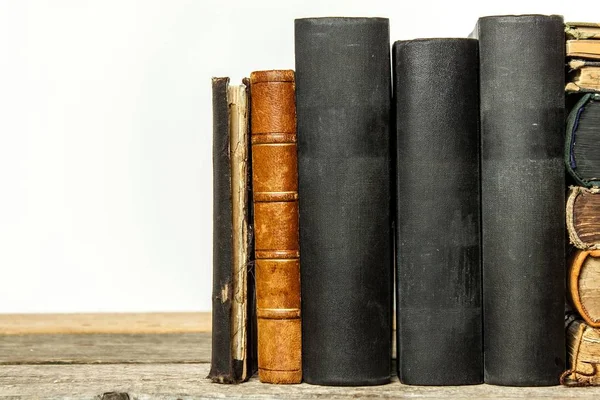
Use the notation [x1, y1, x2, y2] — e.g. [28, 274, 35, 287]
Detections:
[250, 70, 302, 384]
[567, 186, 600, 250]
[567, 250, 600, 328]
[393, 38, 482, 385]
[474, 15, 566, 386]
[295, 17, 392, 386]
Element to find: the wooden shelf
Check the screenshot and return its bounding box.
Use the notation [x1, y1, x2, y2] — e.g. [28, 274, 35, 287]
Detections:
[1, 313, 599, 399]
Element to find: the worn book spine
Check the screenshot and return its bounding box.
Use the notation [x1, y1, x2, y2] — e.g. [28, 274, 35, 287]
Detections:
[566, 186, 600, 250]
[562, 316, 600, 386]
[295, 17, 392, 386]
[473, 14, 566, 386]
[250, 70, 302, 384]
[565, 94, 600, 187]
[208, 78, 254, 384]
[567, 249, 600, 328]
[393, 38, 482, 385]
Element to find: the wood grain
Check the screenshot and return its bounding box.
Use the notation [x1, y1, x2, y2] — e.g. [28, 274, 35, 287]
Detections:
[0, 312, 210, 335]
[0, 333, 210, 365]
[3, 363, 600, 399]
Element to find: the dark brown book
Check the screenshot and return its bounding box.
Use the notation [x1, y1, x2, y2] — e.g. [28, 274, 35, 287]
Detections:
[567, 186, 600, 250]
[250, 70, 302, 384]
[208, 78, 255, 383]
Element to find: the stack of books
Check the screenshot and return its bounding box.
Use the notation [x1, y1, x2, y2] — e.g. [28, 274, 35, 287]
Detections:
[209, 14, 578, 388]
[567, 22, 600, 92]
[564, 22, 600, 387]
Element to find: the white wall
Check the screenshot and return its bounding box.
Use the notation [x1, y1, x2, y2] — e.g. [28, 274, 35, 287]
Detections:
[0, 0, 595, 313]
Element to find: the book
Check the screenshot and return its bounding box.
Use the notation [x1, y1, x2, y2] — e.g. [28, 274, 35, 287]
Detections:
[567, 186, 600, 250]
[565, 94, 600, 187]
[562, 315, 600, 385]
[568, 249, 600, 328]
[472, 14, 566, 386]
[393, 38, 482, 385]
[208, 77, 255, 383]
[566, 22, 600, 40]
[567, 63, 600, 92]
[249, 70, 302, 384]
[295, 17, 392, 386]
[567, 40, 600, 60]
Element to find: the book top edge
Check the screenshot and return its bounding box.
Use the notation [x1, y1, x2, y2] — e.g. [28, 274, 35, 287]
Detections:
[566, 22, 600, 27]
[393, 37, 477, 46]
[250, 70, 294, 84]
[295, 17, 389, 24]
[477, 14, 563, 23]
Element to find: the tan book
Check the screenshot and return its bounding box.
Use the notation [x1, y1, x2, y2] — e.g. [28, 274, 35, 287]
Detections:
[567, 64, 600, 92]
[568, 250, 600, 328]
[563, 315, 600, 385]
[567, 40, 600, 60]
[566, 22, 600, 40]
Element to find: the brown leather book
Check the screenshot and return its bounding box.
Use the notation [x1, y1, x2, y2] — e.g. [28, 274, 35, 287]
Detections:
[250, 69, 302, 384]
[568, 249, 600, 328]
[567, 186, 600, 251]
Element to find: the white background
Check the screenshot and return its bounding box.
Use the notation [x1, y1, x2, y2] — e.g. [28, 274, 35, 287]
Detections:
[0, 0, 596, 313]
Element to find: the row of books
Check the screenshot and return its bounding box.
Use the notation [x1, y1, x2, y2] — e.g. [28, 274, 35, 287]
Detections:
[209, 15, 599, 387]
[562, 24, 600, 386]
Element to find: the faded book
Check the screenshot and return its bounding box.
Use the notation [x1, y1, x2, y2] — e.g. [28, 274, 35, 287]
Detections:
[565, 94, 600, 187]
[562, 315, 600, 385]
[567, 40, 600, 60]
[566, 22, 600, 40]
[208, 77, 255, 384]
[567, 65, 600, 92]
[567, 187, 600, 250]
[568, 250, 600, 328]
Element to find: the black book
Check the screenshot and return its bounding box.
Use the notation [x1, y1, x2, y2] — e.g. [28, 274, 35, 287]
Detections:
[295, 17, 393, 386]
[566, 93, 600, 188]
[208, 77, 256, 383]
[472, 15, 566, 386]
[393, 38, 482, 385]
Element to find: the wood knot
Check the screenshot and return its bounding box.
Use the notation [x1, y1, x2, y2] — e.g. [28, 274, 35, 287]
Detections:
[100, 392, 130, 400]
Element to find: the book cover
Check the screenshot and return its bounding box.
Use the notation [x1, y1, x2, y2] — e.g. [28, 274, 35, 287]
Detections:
[208, 77, 255, 383]
[473, 14, 566, 386]
[393, 38, 482, 385]
[295, 17, 393, 386]
[567, 186, 600, 250]
[250, 70, 302, 384]
[565, 94, 600, 186]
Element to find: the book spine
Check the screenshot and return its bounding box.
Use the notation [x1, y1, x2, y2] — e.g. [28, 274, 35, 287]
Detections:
[250, 70, 302, 384]
[208, 77, 236, 383]
[566, 186, 600, 250]
[209, 78, 254, 384]
[393, 38, 482, 385]
[475, 14, 566, 386]
[295, 17, 392, 386]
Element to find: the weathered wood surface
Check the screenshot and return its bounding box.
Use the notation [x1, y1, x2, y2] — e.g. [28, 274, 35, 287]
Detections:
[0, 333, 210, 364]
[2, 363, 600, 399]
[2, 313, 600, 398]
[0, 313, 211, 335]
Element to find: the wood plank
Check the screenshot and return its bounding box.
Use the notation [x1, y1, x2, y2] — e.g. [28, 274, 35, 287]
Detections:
[2, 363, 600, 399]
[0, 333, 211, 365]
[0, 313, 211, 335]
